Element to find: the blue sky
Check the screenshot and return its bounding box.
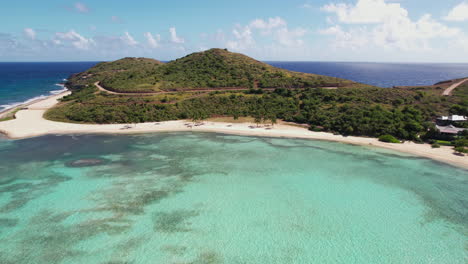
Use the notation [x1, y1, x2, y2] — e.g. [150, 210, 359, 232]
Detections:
[1, 0, 468, 62]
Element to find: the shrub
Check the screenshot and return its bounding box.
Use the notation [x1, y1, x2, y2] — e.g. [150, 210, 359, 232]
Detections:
[454, 146, 468, 154]
[309, 125, 323, 132]
[435, 140, 452, 146]
[378, 135, 400, 143]
[431, 143, 441, 148]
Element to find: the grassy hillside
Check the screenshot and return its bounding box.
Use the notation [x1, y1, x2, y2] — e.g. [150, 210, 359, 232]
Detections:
[66, 57, 163, 91]
[67, 49, 367, 93]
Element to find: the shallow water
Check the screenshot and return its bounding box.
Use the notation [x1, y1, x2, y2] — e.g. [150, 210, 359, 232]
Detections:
[0, 133, 466, 264]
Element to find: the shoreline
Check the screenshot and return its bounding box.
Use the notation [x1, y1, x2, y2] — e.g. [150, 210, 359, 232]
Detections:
[0, 85, 67, 119]
[0, 91, 466, 169]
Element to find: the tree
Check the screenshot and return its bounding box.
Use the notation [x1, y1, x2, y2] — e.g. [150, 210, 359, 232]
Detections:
[254, 116, 262, 127]
[270, 115, 277, 127]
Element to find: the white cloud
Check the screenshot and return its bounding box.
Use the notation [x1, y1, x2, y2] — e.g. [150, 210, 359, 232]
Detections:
[250, 17, 286, 32]
[322, 0, 407, 24]
[121, 32, 138, 46]
[301, 3, 313, 9]
[226, 17, 306, 51]
[144, 32, 160, 48]
[444, 2, 468, 21]
[54, 30, 94, 50]
[275, 27, 307, 47]
[319, 25, 369, 49]
[226, 26, 254, 50]
[23, 28, 36, 40]
[169, 27, 185, 44]
[320, 0, 461, 51]
[74, 2, 89, 13]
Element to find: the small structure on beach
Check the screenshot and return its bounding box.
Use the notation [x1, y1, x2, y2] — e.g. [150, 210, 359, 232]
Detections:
[435, 125, 467, 140]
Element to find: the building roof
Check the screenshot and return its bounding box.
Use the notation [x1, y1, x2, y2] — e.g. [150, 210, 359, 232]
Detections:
[437, 115, 467, 121]
[436, 125, 466, 134]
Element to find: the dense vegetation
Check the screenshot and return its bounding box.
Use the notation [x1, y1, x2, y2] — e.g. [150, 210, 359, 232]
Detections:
[47, 81, 467, 142]
[450, 82, 468, 116]
[66, 49, 367, 93]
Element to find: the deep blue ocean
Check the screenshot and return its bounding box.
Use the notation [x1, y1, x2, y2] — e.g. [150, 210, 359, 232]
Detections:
[269, 62, 468, 88]
[0, 62, 98, 111]
[1, 61, 468, 111]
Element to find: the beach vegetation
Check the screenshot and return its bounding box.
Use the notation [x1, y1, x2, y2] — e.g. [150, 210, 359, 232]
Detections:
[434, 140, 452, 146]
[453, 138, 468, 154]
[0, 108, 21, 122]
[378, 135, 401, 143]
[454, 146, 468, 154]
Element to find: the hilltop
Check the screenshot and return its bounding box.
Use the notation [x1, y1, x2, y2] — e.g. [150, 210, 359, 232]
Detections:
[67, 48, 367, 93]
[66, 57, 163, 91]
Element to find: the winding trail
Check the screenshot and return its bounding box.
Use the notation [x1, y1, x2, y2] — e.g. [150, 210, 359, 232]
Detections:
[94, 82, 270, 95]
[442, 78, 468, 96]
[94, 82, 339, 95]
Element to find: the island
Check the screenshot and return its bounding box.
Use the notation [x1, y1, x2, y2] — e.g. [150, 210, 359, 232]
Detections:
[0, 48, 466, 168]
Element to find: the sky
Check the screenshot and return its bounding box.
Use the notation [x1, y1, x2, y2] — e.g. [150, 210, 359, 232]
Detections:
[1, 0, 468, 62]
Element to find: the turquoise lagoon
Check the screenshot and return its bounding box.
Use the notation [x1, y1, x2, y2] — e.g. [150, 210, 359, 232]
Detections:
[0, 132, 466, 263]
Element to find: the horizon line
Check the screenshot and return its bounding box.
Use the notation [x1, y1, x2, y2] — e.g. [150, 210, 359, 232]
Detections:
[1, 60, 468, 64]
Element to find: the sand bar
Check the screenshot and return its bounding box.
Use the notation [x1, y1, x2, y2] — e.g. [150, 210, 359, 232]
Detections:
[0, 91, 466, 169]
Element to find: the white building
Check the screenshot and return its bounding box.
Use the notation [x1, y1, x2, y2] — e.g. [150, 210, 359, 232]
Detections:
[437, 115, 467, 122]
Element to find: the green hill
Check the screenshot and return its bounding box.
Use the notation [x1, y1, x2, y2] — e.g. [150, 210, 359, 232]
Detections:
[49, 49, 467, 144]
[66, 57, 163, 91]
[67, 48, 368, 93]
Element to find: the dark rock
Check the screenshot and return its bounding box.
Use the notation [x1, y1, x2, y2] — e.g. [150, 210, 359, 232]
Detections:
[66, 158, 107, 167]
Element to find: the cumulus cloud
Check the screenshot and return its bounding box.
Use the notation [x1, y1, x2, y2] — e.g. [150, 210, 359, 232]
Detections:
[250, 17, 286, 32]
[226, 26, 254, 50]
[144, 32, 160, 48]
[443, 2, 468, 21]
[226, 17, 306, 51]
[320, 0, 460, 51]
[74, 2, 89, 13]
[121, 32, 138, 46]
[0, 27, 182, 61]
[23, 28, 36, 40]
[169, 27, 185, 44]
[54, 30, 94, 50]
[319, 25, 369, 49]
[275, 27, 307, 47]
[322, 0, 407, 24]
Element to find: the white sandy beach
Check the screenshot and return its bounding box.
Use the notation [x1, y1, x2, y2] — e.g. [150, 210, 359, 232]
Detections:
[0, 91, 466, 169]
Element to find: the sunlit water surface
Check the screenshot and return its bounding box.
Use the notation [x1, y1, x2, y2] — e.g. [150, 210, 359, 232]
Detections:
[0, 133, 466, 264]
